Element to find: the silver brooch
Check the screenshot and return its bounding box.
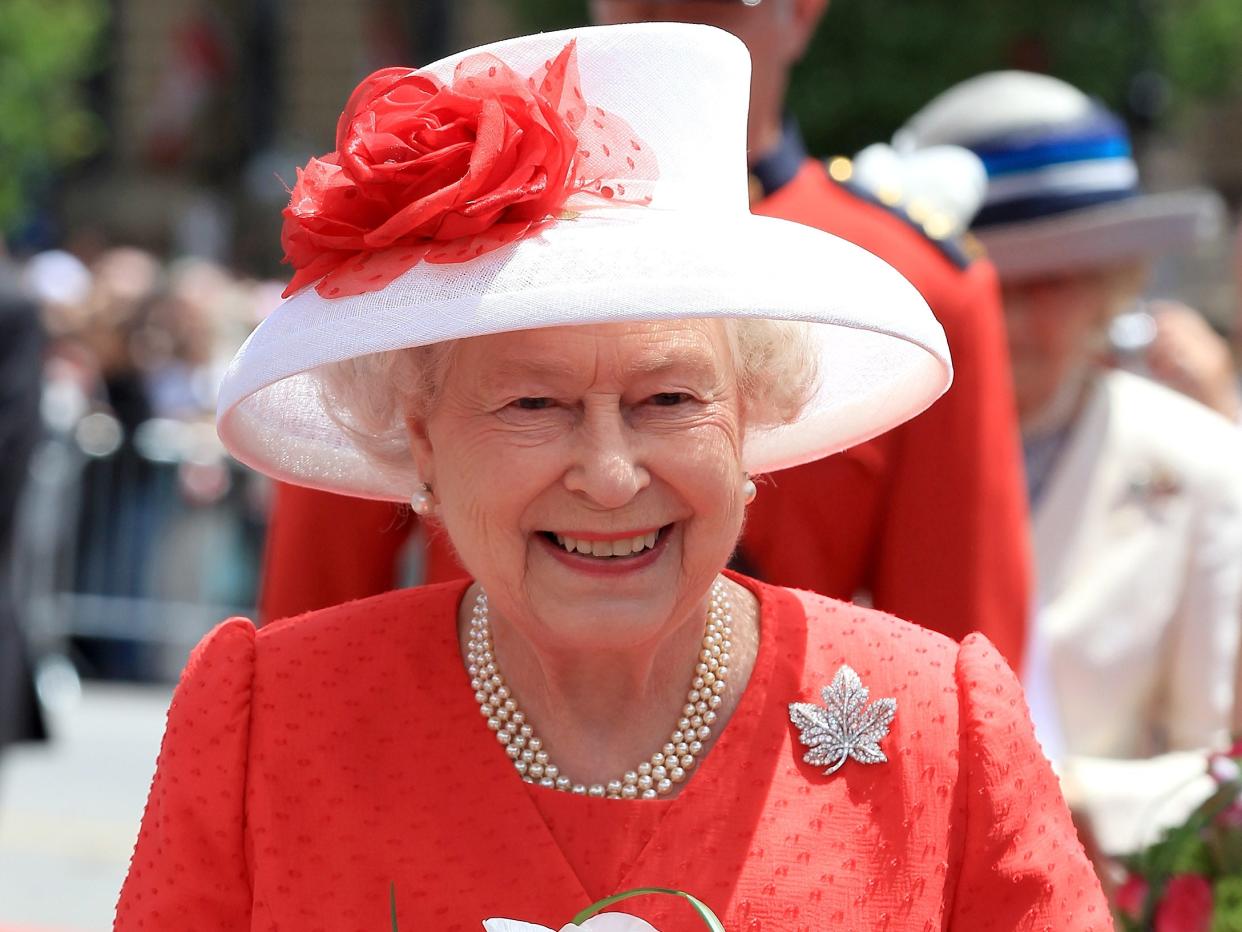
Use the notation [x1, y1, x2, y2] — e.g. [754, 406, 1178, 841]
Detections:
[1127, 463, 1182, 505]
[789, 665, 896, 775]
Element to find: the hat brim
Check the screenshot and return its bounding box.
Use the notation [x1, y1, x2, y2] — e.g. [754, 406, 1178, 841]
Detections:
[218, 210, 951, 501]
[977, 189, 1223, 281]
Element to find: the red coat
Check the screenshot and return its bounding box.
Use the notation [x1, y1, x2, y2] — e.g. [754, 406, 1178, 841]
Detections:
[258, 480, 460, 622]
[116, 576, 1105, 931]
[258, 159, 1029, 669]
[741, 160, 1030, 668]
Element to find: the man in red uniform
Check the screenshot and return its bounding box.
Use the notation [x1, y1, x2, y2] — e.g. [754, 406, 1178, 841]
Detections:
[259, 0, 1030, 669]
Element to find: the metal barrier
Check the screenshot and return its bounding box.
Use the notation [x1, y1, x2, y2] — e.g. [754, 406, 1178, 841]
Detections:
[14, 393, 267, 683]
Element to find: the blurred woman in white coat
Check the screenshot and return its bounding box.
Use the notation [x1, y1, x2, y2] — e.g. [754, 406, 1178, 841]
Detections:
[899, 71, 1242, 858]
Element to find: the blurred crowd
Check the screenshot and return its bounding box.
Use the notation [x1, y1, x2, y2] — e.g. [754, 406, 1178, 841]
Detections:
[8, 247, 282, 682]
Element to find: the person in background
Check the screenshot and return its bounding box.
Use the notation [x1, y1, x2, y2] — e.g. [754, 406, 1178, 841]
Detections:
[67, 249, 164, 678]
[900, 69, 1242, 860]
[0, 249, 48, 756]
[260, 0, 1033, 673]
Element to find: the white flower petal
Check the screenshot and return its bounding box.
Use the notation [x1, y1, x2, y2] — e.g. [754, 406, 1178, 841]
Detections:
[483, 920, 556, 932]
[563, 913, 662, 932]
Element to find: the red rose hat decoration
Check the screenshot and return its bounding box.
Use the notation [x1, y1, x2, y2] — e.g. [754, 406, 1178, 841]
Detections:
[281, 39, 658, 299]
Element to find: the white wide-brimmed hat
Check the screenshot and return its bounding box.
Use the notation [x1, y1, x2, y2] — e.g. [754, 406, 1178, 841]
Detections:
[216, 23, 951, 502]
[896, 70, 1223, 280]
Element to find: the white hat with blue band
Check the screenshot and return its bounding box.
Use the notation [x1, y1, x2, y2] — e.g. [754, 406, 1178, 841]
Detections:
[895, 70, 1224, 281]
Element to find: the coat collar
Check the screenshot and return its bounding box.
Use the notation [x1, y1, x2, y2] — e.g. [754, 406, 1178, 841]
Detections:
[750, 116, 808, 200]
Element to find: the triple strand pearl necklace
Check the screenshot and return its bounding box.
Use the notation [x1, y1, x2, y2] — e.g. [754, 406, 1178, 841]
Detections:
[466, 579, 733, 799]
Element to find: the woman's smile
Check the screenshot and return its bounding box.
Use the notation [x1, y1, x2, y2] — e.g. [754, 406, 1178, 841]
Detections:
[535, 523, 676, 576]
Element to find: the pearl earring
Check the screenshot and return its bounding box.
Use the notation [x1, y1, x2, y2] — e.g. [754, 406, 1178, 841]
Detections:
[743, 476, 757, 504]
[410, 484, 435, 515]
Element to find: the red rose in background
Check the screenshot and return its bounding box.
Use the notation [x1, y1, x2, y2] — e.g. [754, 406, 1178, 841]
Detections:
[281, 39, 657, 299]
[1115, 875, 1148, 920]
[1155, 874, 1213, 932]
[1216, 798, 1242, 830]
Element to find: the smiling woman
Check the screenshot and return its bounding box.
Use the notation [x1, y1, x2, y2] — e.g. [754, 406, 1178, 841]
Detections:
[115, 21, 1108, 932]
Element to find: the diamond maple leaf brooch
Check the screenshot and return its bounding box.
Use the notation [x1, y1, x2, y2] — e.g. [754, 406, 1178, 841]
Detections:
[789, 665, 896, 775]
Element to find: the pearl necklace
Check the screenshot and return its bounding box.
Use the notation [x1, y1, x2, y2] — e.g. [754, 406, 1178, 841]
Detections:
[466, 579, 733, 799]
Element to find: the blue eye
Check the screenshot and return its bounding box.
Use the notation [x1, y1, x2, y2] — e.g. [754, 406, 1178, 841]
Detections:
[514, 397, 554, 410]
[650, 392, 691, 406]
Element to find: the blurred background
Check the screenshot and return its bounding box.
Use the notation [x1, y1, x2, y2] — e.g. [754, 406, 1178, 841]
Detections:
[1, 0, 1241, 928]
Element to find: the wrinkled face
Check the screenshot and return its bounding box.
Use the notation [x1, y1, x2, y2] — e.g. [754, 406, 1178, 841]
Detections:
[408, 320, 748, 651]
[1000, 265, 1139, 425]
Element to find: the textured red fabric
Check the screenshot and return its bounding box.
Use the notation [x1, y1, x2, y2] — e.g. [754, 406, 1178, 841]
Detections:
[527, 783, 672, 903]
[742, 159, 1030, 670]
[117, 576, 1104, 931]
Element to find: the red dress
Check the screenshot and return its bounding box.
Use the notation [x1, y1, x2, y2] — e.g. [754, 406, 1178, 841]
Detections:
[116, 575, 1106, 931]
[256, 160, 1030, 671]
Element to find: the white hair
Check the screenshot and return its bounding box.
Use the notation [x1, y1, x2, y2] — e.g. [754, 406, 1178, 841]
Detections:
[317, 318, 819, 473]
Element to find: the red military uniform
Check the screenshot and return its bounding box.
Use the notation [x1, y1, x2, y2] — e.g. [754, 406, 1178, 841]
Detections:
[259, 131, 1029, 670]
[258, 480, 462, 623]
[740, 148, 1029, 668]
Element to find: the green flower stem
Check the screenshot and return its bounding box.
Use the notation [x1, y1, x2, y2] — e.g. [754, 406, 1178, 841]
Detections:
[570, 888, 726, 930]
[390, 883, 724, 931]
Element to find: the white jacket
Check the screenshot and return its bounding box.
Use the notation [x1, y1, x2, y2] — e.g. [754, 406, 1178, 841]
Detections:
[1028, 369, 1242, 855]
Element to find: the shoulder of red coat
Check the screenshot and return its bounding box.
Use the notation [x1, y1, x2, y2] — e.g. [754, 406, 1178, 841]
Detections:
[790, 586, 957, 648]
[823, 155, 985, 273]
[255, 579, 469, 649]
[768, 586, 963, 732]
[753, 581, 960, 674]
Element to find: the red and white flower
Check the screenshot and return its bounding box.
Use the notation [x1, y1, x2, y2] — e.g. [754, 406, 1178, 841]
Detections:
[281, 39, 657, 299]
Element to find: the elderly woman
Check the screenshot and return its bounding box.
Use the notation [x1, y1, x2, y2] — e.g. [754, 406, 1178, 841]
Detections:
[896, 71, 1242, 859]
[115, 25, 1105, 931]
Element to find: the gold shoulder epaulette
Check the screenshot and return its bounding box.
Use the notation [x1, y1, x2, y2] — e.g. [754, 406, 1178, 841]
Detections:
[827, 156, 976, 270]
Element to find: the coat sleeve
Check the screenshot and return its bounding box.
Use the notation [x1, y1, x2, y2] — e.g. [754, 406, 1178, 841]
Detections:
[258, 482, 413, 623]
[945, 634, 1110, 931]
[869, 262, 1032, 671]
[1063, 447, 1242, 854]
[1164, 452, 1242, 749]
[114, 619, 256, 931]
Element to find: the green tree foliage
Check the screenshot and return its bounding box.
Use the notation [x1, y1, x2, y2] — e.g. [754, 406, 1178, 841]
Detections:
[0, 0, 107, 233]
[1161, 0, 1242, 99]
[511, 0, 1242, 155]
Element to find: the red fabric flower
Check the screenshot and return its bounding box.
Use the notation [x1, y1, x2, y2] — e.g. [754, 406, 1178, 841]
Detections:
[1115, 874, 1148, 920]
[280, 39, 657, 299]
[1155, 874, 1213, 932]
